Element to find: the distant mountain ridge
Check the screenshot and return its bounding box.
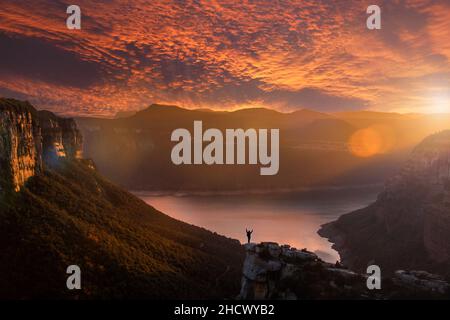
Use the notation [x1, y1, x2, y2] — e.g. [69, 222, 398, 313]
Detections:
[77, 104, 439, 191]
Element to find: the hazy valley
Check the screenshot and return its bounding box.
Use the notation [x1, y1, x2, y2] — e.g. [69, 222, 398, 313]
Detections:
[76, 105, 450, 192]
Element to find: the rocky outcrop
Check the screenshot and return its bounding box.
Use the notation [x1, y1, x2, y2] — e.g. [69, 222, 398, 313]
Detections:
[238, 242, 450, 300]
[393, 270, 450, 295]
[0, 98, 82, 192]
[38, 110, 83, 162]
[320, 130, 450, 276]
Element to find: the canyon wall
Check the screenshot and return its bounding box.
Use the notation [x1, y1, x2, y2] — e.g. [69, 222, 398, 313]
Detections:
[38, 110, 83, 162]
[320, 130, 450, 276]
[0, 98, 82, 192]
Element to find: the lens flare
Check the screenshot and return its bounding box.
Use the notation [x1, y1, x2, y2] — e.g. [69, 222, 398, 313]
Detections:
[348, 125, 395, 158]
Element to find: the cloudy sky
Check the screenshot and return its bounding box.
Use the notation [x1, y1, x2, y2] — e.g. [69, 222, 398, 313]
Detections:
[0, 0, 449, 116]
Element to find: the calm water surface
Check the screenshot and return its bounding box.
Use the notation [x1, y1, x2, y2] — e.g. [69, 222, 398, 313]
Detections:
[137, 188, 378, 263]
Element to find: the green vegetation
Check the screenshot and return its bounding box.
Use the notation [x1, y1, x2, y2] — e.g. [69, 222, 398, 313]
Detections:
[0, 159, 244, 299]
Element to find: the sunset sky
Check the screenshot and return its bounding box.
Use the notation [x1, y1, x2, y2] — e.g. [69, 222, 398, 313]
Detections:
[1, 0, 449, 117]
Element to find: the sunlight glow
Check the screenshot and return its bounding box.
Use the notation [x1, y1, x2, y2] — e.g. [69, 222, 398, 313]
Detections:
[431, 94, 450, 114]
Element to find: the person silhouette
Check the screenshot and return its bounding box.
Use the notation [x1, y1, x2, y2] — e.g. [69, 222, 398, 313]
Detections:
[246, 228, 253, 243]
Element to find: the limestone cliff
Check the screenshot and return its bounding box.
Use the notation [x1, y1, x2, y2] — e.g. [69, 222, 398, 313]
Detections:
[319, 130, 450, 276]
[0, 98, 82, 192]
[239, 242, 450, 300]
[38, 110, 83, 162]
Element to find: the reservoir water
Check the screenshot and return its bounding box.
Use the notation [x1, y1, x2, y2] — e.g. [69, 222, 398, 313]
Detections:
[137, 187, 378, 263]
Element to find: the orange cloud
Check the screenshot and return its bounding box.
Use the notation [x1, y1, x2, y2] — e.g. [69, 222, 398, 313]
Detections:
[0, 0, 449, 116]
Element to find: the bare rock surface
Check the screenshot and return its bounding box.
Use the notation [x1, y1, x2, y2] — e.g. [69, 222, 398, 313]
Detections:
[1, 98, 82, 192]
[238, 242, 450, 300]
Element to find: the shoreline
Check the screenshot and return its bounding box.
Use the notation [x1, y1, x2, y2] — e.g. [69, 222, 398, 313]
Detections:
[131, 183, 383, 198]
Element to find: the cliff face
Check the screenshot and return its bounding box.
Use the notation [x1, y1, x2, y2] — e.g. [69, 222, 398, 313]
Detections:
[0, 98, 82, 192]
[320, 130, 450, 276]
[393, 131, 450, 264]
[0, 100, 42, 192]
[239, 242, 450, 300]
[38, 110, 83, 162]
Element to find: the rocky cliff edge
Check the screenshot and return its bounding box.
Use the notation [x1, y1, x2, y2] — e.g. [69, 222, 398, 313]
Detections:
[238, 242, 450, 299]
[0, 98, 82, 192]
